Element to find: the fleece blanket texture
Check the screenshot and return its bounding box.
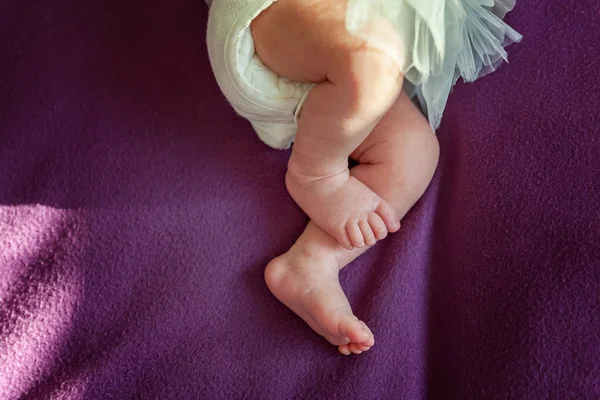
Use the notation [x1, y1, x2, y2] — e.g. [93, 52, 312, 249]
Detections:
[1, 0, 598, 398]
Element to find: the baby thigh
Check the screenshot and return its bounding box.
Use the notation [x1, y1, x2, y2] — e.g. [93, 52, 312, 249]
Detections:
[250, 0, 365, 83]
[252, 0, 403, 160]
[350, 92, 440, 218]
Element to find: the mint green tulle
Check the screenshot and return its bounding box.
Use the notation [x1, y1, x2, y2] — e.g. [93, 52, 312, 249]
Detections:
[346, 0, 522, 129]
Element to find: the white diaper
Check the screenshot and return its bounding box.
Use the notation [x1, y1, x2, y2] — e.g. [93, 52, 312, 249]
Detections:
[206, 0, 314, 149]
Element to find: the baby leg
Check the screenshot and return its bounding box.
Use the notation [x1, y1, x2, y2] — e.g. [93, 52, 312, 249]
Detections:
[265, 92, 439, 355]
[251, 0, 403, 250]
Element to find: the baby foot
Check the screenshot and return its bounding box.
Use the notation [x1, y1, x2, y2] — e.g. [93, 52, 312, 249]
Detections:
[285, 164, 399, 250]
[265, 247, 375, 355]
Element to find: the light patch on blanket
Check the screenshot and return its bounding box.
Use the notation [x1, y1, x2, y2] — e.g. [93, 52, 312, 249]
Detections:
[0, 205, 86, 399]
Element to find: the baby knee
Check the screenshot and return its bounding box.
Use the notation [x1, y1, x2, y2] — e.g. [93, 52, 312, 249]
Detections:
[419, 131, 440, 177]
[398, 130, 439, 200]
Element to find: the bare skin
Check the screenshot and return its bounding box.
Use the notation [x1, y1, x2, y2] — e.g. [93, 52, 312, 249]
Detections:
[251, 0, 439, 354]
[265, 92, 439, 355]
[252, 0, 403, 251]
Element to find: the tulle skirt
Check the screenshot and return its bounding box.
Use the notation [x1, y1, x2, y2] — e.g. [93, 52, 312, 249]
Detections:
[346, 0, 522, 129]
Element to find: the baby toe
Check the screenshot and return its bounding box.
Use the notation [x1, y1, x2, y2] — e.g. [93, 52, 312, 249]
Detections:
[335, 228, 354, 251]
[338, 344, 352, 356]
[346, 222, 365, 248]
[367, 212, 388, 240]
[348, 343, 363, 355]
[359, 219, 376, 246]
[357, 343, 372, 352]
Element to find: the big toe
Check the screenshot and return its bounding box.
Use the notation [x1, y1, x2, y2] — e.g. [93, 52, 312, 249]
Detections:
[337, 319, 375, 355]
[338, 314, 373, 345]
[375, 201, 400, 233]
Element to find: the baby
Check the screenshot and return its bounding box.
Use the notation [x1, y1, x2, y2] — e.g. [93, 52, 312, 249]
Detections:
[206, 0, 520, 355]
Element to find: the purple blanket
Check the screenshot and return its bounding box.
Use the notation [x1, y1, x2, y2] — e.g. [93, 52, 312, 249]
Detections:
[1, 0, 599, 398]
